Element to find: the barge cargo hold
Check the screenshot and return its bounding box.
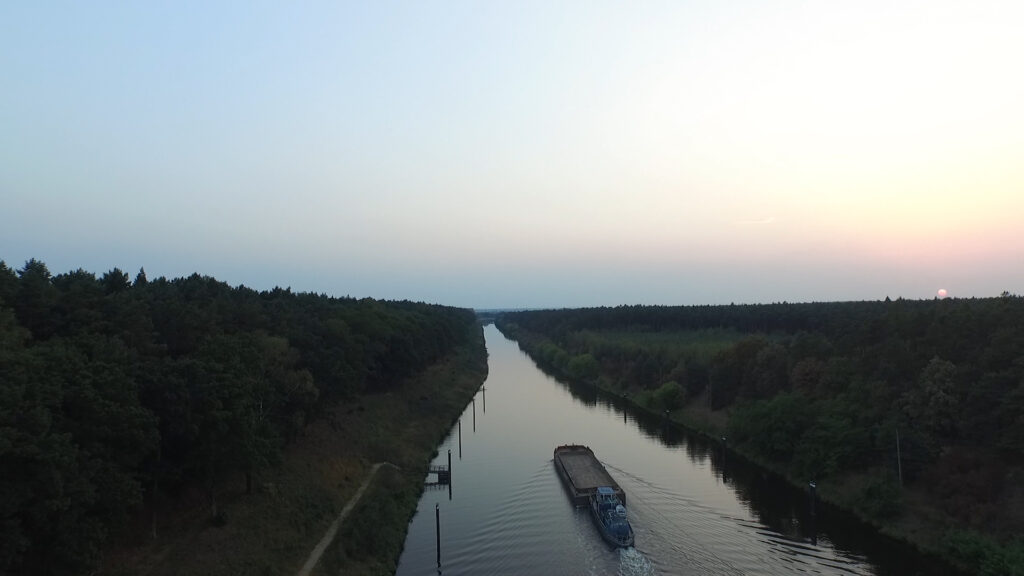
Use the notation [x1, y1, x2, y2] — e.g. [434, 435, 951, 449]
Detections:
[553, 444, 626, 506]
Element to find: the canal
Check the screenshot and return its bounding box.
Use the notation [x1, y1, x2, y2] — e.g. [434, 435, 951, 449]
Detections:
[395, 324, 954, 575]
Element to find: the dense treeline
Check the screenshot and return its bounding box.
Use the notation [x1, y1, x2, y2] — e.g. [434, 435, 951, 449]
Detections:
[497, 298, 1024, 574]
[0, 259, 477, 576]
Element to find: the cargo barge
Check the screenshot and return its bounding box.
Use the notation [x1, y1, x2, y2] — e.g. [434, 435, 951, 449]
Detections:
[553, 444, 634, 547]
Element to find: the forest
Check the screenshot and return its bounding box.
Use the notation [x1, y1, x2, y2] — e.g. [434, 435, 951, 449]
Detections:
[0, 259, 479, 576]
[496, 298, 1024, 575]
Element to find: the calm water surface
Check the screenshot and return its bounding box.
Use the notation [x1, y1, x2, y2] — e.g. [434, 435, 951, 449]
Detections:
[395, 325, 956, 576]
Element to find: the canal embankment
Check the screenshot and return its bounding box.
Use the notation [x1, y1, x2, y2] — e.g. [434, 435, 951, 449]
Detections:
[494, 321, 991, 576]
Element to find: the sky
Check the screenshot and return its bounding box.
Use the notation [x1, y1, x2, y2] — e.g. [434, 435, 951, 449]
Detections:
[2, 1, 1022, 309]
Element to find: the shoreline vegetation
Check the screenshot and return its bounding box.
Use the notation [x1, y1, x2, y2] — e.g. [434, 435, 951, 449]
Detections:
[107, 333, 487, 576]
[495, 299, 1024, 576]
[0, 259, 487, 576]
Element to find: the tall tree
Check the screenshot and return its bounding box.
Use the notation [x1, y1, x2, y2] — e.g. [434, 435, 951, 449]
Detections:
[0, 261, 18, 305]
[15, 259, 59, 339]
[100, 268, 131, 295]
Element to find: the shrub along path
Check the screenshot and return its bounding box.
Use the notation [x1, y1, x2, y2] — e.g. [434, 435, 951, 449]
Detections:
[296, 462, 397, 576]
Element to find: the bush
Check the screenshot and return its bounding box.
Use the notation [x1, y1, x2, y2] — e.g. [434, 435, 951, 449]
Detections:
[853, 476, 902, 521]
[567, 354, 600, 382]
[654, 381, 684, 411]
[791, 406, 873, 479]
[728, 393, 813, 463]
[945, 529, 1024, 576]
[340, 468, 417, 565]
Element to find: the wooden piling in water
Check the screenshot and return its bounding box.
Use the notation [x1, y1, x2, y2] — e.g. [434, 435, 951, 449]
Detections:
[808, 480, 817, 517]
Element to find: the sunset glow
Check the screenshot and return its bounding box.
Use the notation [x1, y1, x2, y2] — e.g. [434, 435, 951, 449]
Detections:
[2, 1, 1022, 307]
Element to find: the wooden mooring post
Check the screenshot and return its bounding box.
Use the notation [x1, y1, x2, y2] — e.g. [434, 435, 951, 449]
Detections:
[435, 503, 441, 571]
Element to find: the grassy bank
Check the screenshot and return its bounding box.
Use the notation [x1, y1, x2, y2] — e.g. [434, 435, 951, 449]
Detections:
[102, 328, 488, 576]
[316, 464, 422, 576]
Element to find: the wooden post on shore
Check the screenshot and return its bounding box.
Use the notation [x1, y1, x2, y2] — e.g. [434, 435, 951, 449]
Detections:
[435, 503, 441, 571]
[472, 396, 476, 432]
[447, 450, 452, 500]
[809, 507, 817, 546]
[720, 436, 729, 484]
[808, 480, 817, 517]
[458, 419, 462, 459]
[808, 480, 817, 545]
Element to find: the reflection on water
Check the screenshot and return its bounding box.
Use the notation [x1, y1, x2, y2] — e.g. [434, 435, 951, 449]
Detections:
[394, 325, 959, 576]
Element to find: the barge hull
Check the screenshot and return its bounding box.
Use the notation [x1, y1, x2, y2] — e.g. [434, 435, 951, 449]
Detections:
[553, 445, 626, 506]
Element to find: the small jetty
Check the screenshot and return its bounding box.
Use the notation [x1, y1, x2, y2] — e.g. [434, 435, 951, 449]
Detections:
[426, 450, 452, 486]
[553, 444, 626, 505]
[426, 463, 450, 486]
